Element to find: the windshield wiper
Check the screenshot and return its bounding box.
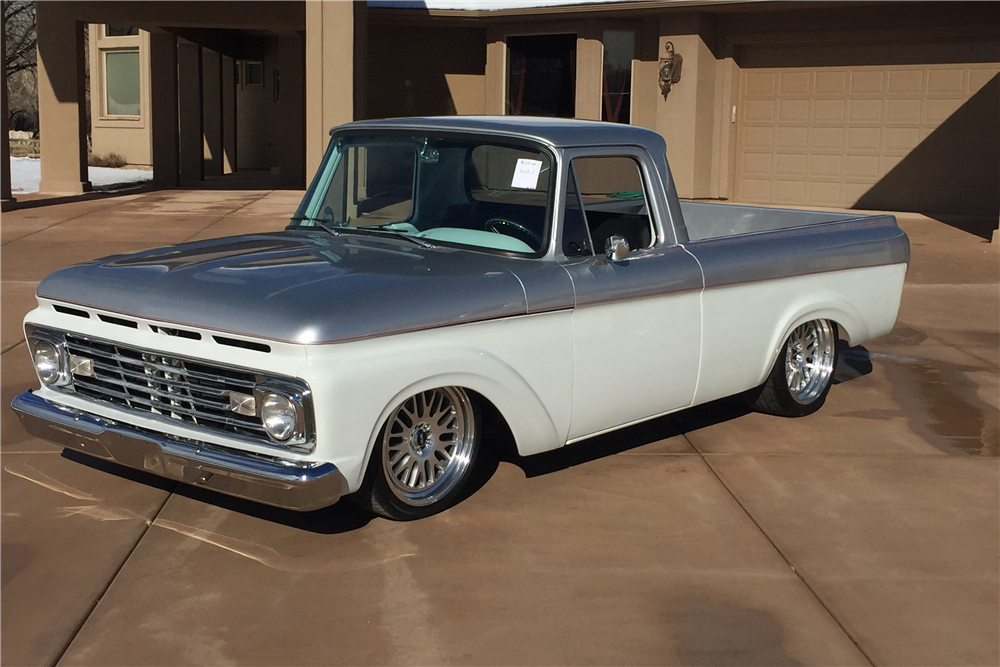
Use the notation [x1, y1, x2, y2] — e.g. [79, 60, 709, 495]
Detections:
[289, 216, 343, 236]
[357, 225, 436, 249]
[291, 217, 434, 248]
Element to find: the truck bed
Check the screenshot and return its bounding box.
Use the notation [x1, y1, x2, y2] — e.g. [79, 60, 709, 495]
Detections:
[680, 200, 864, 242]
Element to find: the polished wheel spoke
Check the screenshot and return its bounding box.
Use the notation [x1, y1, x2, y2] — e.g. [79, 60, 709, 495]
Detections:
[784, 320, 835, 405]
[381, 386, 476, 507]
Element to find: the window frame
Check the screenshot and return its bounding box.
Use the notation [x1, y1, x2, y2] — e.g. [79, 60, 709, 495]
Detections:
[600, 29, 636, 125]
[101, 47, 143, 119]
[558, 146, 676, 259]
[91, 24, 147, 129]
[292, 130, 560, 260]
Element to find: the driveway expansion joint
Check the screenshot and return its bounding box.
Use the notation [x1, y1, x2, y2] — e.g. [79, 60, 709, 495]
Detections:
[50, 487, 176, 666]
[678, 429, 878, 667]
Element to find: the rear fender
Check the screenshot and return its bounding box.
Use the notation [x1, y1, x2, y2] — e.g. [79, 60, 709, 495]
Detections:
[757, 295, 867, 387]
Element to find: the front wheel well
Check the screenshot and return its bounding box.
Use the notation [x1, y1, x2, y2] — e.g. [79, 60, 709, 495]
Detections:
[465, 389, 519, 463]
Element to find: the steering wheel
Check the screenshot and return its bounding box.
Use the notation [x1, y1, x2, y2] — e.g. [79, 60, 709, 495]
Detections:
[484, 218, 542, 248]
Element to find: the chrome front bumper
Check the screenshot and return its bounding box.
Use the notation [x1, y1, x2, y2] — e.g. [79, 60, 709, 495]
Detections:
[11, 391, 345, 511]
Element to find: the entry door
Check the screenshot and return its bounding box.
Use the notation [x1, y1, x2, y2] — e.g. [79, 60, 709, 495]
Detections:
[560, 155, 702, 441]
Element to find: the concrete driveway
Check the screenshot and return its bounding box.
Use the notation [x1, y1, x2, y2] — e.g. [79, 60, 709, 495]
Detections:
[2, 188, 997, 666]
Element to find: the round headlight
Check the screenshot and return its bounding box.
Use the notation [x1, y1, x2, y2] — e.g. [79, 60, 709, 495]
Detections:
[261, 392, 298, 441]
[33, 340, 63, 385]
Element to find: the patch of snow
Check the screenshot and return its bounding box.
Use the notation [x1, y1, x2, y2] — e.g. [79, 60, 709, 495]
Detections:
[9, 157, 152, 194]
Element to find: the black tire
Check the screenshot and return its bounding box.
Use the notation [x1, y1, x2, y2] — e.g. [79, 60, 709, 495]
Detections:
[751, 319, 838, 417]
[354, 386, 480, 521]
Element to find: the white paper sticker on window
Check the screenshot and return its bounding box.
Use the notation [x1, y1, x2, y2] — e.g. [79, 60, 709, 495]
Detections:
[511, 159, 543, 190]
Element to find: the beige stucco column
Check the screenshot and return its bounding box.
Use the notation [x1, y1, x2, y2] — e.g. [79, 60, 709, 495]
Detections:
[279, 32, 306, 188]
[150, 30, 179, 188]
[485, 33, 506, 115]
[654, 16, 721, 199]
[575, 32, 603, 121]
[202, 48, 223, 178]
[36, 2, 91, 195]
[1, 21, 13, 208]
[177, 39, 203, 183]
[222, 55, 236, 174]
[305, 0, 366, 176]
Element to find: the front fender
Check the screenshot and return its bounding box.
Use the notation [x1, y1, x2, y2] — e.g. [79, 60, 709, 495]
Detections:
[301, 312, 574, 492]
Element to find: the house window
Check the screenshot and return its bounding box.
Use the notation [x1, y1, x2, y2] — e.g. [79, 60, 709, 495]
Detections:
[104, 24, 138, 37]
[602, 31, 634, 124]
[507, 34, 576, 118]
[245, 61, 264, 86]
[104, 50, 141, 116]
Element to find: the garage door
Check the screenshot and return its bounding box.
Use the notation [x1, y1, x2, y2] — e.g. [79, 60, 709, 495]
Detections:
[735, 56, 999, 212]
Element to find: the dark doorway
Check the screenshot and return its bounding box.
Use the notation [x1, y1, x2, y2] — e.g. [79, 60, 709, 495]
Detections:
[507, 34, 576, 117]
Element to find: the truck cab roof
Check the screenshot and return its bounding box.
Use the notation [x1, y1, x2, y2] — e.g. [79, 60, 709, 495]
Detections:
[334, 116, 668, 152]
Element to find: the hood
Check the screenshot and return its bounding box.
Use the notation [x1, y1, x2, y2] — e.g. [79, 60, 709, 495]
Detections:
[36, 231, 528, 343]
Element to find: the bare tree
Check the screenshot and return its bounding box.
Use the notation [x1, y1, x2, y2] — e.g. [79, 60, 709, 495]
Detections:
[4, 0, 36, 78]
[4, 0, 37, 132]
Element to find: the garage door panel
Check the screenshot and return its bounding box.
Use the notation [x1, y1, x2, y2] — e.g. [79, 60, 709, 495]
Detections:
[743, 126, 774, 148]
[815, 71, 847, 94]
[779, 99, 810, 122]
[736, 52, 1000, 212]
[745, 71, 778, 95]
[843, 182, 872, 204]
[848, 127, 881, 151]
[849, 99, 884, 123]
[814, 99, 846, 122]
[773, 180, 806, 204]
[776, 153, 807, 175]
[741, 179, 772, 201]
[777, 126, 808, 149]
[851, 70, 886, 94]
[810, 154, 842, 177]
[779, 71, 812, 94]
[807, 181, 842, 206]
[742, 152, 772, 176]
[744, 99, 777, 122]
[888, 70, 924, 94]
[811, 127, 845, 150]
[969, 68, 997, 91]
[884, 127, 918, 152]
[926, 98, 965, 123]
[847, 155, 880, 179]
[927, 69, 966, 94]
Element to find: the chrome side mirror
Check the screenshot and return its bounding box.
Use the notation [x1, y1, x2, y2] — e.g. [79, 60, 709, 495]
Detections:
[605, 235, 630, 262]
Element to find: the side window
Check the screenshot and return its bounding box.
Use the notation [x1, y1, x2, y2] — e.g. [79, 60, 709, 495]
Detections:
[562, 165, 593, 256]
[571, 156, 654, 252]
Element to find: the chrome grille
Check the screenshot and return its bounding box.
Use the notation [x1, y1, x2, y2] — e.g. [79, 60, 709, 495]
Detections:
[64, 333, 267, 439]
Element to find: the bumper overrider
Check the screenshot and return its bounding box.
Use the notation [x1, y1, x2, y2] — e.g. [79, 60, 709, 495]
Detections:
[11, 391, 345, 511]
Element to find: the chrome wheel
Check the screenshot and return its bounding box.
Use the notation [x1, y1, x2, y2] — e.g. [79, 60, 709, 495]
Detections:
[785, 319, 836, 404]
[381, 387, 476, 507]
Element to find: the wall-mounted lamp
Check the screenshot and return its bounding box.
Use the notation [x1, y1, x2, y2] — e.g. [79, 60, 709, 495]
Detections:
[658, 42, 684, 99]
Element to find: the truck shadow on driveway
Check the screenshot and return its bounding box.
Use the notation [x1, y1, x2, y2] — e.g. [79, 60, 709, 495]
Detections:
[60, 344, 874, 532]
[60, 449, 375, 534]
[506, 342, 873, 480]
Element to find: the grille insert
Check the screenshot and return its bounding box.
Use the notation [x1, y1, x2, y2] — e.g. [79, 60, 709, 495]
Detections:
[64, 334, 267, 439]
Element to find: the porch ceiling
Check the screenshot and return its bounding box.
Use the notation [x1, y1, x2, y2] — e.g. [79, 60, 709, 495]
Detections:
[63, 1, 305, 32]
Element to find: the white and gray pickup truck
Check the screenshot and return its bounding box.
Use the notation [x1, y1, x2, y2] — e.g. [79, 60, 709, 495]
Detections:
[12, 117, 909, 520]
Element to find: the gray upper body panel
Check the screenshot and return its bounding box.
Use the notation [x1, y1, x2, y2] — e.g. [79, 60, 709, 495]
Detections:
[34, 119, 909, 345]
[686, 214, 910, 288]
[36, 231, 562, 344]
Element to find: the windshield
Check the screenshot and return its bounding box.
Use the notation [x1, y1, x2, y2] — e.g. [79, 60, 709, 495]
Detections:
[290, 134, 553, 255]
